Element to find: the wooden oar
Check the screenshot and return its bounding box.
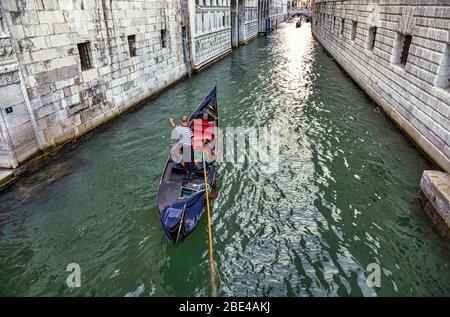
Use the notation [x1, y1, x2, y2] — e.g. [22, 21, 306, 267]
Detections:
[202, 151, 217, 297]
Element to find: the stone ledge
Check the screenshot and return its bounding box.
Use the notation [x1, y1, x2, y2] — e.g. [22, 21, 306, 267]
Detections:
[419, 170, 450, 237]
[0, 169, 15, 190]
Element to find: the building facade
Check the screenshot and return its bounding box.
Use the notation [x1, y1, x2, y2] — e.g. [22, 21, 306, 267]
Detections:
[269, 0, 286, 24]
[240, 0, 258, 44]
[312, 0, 450, 173]
[187, 0, 232, 70]
[295, 0, 311, 9]
[258, 0, 287, 33]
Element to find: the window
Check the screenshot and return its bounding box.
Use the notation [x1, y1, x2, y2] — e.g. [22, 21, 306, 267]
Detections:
[340, 18, 345, 35]
[77, 42, 93, 71]
[391, 33, 411, 66]
[351, 21, 357, 40]
[400, 35, 412, 65]
[161, 29, 167, 48]
[128, 35, 137, 57]
[333, 16, 336, 30]
[435, 44, 449, 89]
[367, 26, 377, 50]
[222, 14, 225, 27]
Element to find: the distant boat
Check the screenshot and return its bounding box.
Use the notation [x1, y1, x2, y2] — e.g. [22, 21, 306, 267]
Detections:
[157, 87, 219, 244]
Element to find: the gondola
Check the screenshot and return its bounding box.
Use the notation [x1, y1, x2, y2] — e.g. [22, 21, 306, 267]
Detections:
[156, 87, 219, 244]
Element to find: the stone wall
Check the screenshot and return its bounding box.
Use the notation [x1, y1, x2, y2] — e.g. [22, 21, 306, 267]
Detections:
[0, 7, 39, 168]
[312, 0, 450, 173]
[0, 0, 186, 168]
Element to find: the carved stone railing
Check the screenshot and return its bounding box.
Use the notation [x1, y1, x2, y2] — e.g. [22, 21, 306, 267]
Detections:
[0, 10, 19, 89]
[0, 9, 14, 63]
[193, 28, 231, 68]
[244, 20, 258, 41]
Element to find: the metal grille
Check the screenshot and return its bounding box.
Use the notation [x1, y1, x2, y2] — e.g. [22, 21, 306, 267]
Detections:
[77, 42, 93, 71]
[351, 21, 357, 40]
[128, 35, 137, 57]
[400, 35, 412, 65]
[368, 27, 377, 50]
[161, 30, 167, 48]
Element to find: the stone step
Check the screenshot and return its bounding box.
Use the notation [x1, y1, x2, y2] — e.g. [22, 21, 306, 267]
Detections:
[419, 170, 450, 237]
[0, 169, 15, 190]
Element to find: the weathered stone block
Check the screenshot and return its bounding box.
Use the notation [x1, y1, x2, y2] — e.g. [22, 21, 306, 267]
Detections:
[31, 48, 59, 62]
[420, 170, 450, 229]
[38, 11, 64, 24]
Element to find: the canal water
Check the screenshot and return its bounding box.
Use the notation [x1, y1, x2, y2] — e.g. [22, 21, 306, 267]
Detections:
[1, 23, 449, 296]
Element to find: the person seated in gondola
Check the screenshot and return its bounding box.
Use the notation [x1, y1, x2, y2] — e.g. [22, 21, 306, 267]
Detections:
[192, 136, 215, 171]
[192, 113, 215, 143]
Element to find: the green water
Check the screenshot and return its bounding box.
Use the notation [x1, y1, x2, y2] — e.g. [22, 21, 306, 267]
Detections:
[0, 24, 449, 296]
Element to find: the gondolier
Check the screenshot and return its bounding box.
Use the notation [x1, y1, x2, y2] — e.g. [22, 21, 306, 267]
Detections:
[169, 115, 194, 180]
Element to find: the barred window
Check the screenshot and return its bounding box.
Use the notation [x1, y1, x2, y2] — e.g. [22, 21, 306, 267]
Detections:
[77, 42, 93, 71]
[128, 35, 137, 57]
[340, 18, 345, 35]
[400, 35, 412, 65]
[351, 21, 357, 41]
[367, 26, 377, 50]
[161, 29, 167, 48]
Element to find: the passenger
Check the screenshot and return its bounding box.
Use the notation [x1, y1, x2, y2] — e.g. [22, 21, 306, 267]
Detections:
[193, 138, 214, 170]
[193, 113, 215, 143]
[205, 134, 216, 156]
[169, 115, 193, 180]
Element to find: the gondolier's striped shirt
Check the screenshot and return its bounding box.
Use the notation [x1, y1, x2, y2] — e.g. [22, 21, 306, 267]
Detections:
[175, 125, 193, 146]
